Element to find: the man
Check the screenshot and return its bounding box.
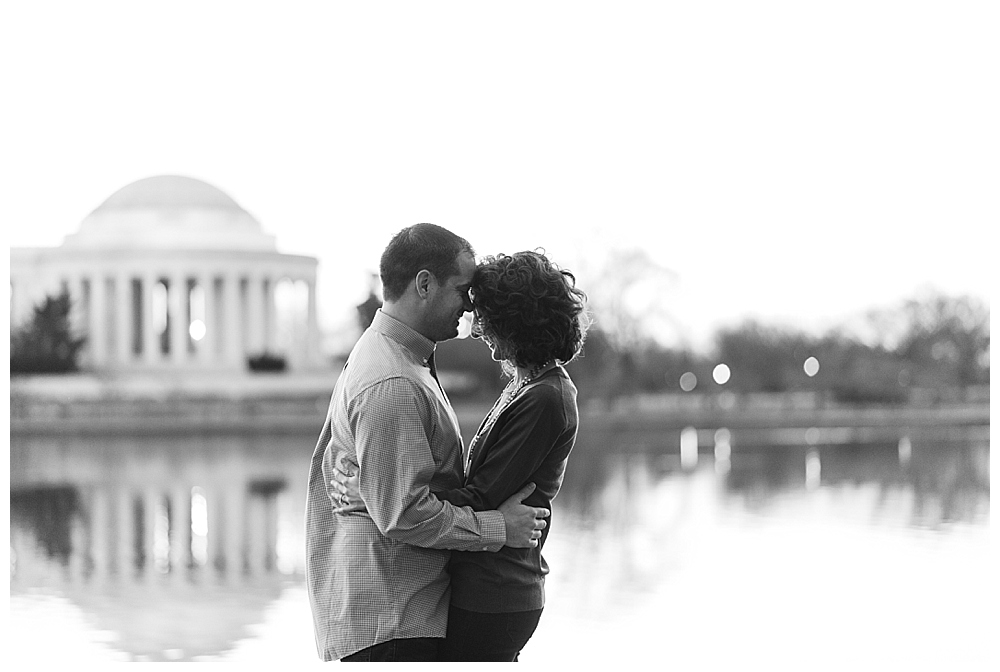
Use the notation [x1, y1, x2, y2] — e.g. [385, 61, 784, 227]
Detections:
[305, 223, 550, 662]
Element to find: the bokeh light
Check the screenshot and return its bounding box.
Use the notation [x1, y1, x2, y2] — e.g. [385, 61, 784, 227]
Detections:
[805, 448, 821, 491]
[679, 372, 697, 392]
[803, 356, 820, 377]
[712, 363, 731, 385]
[190, 487, 208, 567]
[713, 427, 731, 475]
[680, 426, 699, 469]
[189, 319, 207, 341]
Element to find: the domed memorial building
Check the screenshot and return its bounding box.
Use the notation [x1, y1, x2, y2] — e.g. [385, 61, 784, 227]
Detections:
[10, 176, 320, 372]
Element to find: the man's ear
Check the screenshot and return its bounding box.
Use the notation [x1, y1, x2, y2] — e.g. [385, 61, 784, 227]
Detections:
[414, 269, 434, 299]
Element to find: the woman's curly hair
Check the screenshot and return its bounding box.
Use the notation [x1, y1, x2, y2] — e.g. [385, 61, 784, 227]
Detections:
[471, 250, 590, 372]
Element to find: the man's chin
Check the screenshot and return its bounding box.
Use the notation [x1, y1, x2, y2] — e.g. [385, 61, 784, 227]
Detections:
[435, 326, 460, 342]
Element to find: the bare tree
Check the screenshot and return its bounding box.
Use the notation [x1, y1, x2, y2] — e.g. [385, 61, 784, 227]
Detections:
[578, 247, 683, 349]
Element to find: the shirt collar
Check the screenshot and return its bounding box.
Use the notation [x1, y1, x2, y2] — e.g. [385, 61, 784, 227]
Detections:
[371, 309, 436, 366]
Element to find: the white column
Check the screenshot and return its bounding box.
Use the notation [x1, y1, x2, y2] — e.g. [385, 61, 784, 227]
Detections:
[263, 494, 278, 574]
[246, 494, 266, 578]
[69, 514, 87, 584]
[282, 277, 300, 370]
[246, 274, 264, 356]
[205, 273, 225, 364]
[209, 275, 220, 362]
[224, 484, 246, 585]
[169, 272, 188, 365]
[69, 276, 88, 342]
[169, 486, 189, 582]
[89, 275, 108, 367]
[141, 488, 159, 584]
[89, 487, 111, 583]
[207, 485, 226, 583]
[197, 273, 215, 364]
[142, 274, 159, 365]
[115, 272, 133, 365]
[115, 488, 134, 580]
[263, 276, 277, 355]
[306, 278, 319, 367]
[224, 273, 243, 367]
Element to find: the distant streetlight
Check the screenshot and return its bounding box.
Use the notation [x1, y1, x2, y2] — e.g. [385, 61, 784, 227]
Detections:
[803, 356, 820, 377]
[679, 372, 697, 392]
[712, 363, 731, 384]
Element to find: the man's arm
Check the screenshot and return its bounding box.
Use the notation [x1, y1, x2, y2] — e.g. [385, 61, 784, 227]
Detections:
[331, 454, 547, 549]
[345, 378, 547, 550]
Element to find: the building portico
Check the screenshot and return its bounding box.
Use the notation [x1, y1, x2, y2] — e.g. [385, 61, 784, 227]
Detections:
[10, 176, 321, 372]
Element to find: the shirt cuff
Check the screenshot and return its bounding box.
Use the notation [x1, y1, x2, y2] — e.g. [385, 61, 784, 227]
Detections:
[475, 509, 507, 552]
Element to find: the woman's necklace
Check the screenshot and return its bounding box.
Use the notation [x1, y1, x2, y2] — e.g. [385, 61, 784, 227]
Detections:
[467, 361, 553, 469]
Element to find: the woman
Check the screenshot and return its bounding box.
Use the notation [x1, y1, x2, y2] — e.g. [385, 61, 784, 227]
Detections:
[334, 250, 589, 661]
[439, 249, 588, 661]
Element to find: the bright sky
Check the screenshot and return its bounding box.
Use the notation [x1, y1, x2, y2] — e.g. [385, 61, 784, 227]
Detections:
[3, 1, 994, 351]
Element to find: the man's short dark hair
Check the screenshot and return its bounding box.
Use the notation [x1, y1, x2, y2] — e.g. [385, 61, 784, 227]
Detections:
[379, 223, 475, 302]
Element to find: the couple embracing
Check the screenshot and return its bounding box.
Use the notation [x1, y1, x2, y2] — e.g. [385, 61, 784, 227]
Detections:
[305, 223, 590, 662]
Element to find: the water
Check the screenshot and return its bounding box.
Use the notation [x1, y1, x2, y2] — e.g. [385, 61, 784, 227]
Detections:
[9, 421, 992, 667]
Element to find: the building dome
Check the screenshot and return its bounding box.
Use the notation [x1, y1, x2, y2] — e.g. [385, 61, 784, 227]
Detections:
[91, 175, 245, 213]
[11, 174, 320, 374]
[63, 175, 277, 252]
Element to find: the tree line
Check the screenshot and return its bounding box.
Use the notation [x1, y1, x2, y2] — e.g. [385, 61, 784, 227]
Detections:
[12, 287, 989, 408]
[435, 291, 990, 405]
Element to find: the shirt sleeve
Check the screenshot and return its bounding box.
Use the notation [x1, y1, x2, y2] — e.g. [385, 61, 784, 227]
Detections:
[349, 377, 506, 551]
[437, 387, 563, 511]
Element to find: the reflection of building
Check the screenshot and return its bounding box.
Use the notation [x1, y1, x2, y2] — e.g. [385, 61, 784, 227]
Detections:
[10, 175, 320, 371]
[10, 428, 310, 661]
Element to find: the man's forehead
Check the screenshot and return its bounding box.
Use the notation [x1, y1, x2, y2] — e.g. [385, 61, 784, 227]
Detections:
[455, 252, 476, 284]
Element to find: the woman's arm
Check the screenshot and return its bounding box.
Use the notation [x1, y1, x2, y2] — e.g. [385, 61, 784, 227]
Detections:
[437, 387, 564, 511]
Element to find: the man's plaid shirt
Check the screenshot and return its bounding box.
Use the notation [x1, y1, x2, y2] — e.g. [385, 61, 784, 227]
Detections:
[305, 310, 507, 661]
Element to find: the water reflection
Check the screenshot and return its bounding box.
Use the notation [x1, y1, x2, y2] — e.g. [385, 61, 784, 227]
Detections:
[10, 433, 310, 661]
[530, 431, 990, 667]
[9, 419, 991, 664]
